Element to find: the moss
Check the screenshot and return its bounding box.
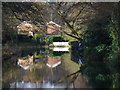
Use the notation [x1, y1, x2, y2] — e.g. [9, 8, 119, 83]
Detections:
[19, 32, 27, 35]
[20, 56, 29, 59]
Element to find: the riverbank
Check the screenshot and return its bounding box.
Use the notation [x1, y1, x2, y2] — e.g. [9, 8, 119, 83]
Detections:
[2, 41, 72, 60]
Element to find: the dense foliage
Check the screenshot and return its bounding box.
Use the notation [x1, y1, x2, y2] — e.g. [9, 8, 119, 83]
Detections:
[81, 2, 120, 88]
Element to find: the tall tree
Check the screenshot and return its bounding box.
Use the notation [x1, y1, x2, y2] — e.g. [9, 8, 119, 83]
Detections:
[48, 2, 96, 42]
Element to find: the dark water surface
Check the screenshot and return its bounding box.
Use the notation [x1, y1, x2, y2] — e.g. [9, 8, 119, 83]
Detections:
[2, 47, 91, 88]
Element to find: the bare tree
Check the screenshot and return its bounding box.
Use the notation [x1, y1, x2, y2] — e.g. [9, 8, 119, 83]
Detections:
[48, 2, 96, 42]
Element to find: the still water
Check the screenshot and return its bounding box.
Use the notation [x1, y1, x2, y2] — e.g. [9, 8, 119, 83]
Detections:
[2, 47, 91, 88]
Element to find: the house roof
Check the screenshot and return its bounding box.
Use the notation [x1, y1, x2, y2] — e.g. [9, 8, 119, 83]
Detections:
[47, 21, 61, 27]
[17, 61, 33, 70]
[46, 61, 61, 68]
[17, 21, 33, 31]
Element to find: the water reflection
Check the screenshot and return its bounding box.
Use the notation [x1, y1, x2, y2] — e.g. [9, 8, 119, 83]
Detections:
[2, 47, 91, 88]
[52, 47, 69, 52]
[18, 56, 34, 70]
[47, 56, 61, 68]
[10, 81, 73, 88]
[71, 49, 84, 65]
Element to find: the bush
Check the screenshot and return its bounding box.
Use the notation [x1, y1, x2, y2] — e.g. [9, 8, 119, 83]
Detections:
[46, 35, 64, 44]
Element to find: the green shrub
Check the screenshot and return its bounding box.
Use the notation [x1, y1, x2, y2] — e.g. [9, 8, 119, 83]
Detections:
[46, 35, 64, 44]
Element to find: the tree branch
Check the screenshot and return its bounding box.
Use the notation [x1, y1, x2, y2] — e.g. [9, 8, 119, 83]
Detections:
[9, 8, 24, 21]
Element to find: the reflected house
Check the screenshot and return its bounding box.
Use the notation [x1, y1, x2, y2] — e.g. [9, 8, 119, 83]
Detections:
[18, 56, 33, 70]
[53, 47, 69, 52]
[47, 21, 61, 35]
[46, 56, 61, 68]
